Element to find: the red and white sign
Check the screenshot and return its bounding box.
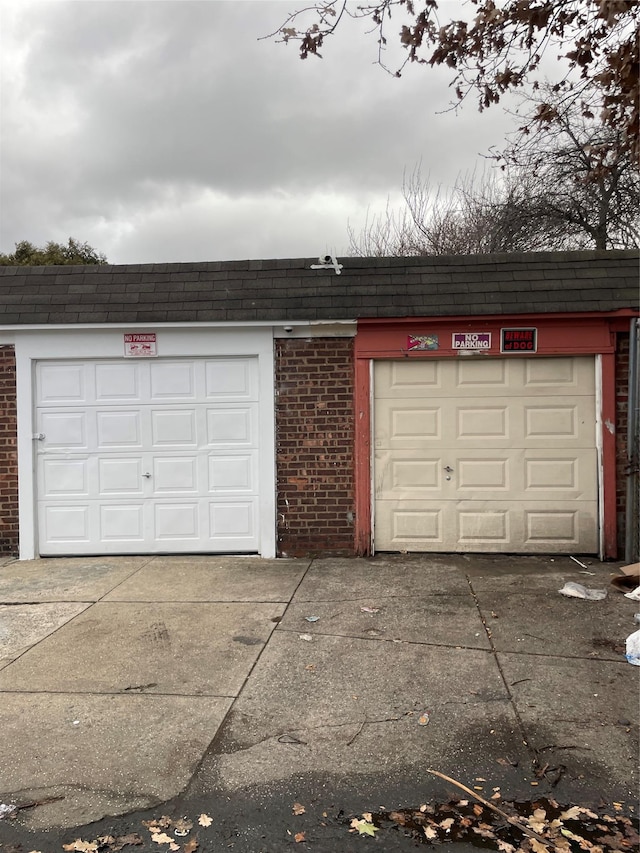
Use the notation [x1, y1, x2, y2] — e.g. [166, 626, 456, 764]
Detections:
[124, 333, 157, 357]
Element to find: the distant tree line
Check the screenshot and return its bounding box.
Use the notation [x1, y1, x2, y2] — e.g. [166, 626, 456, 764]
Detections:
[0, 238, 107, 266]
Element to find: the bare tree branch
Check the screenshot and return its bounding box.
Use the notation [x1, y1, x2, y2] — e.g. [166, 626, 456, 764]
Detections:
[268, 1, 640, 171]
[348, 101, 639, 257]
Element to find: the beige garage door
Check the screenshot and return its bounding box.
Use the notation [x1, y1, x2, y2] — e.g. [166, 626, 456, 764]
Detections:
[374, 357, 598, 553]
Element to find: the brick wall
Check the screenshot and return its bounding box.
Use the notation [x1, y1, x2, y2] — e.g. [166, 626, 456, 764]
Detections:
[275, 337, 355, 556]
[0, 346, 18, 555]
[615, 332, 630, 554]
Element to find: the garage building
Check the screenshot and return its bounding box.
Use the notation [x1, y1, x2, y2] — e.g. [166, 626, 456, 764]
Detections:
[0, 249, 637, 561]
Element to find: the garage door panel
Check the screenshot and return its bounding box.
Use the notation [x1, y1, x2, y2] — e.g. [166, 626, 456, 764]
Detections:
[39, 411, 88, 449]
[150, 361, 196, 400]
[208, 454, 257, 492]
[524, 451, 596, 496]
[524, 507, 597, 550]
[458, 508, 510, 544]
[41, 458, 89, 497]
[524, 356, 589, 389]
[40, 505, 91, 543]
[37, 363, 86, 403]
[524, 398, 594, 443]
[154, 503, 200, 539]
[100, 504, 145, 541]
[151, 409, 197, 447]
[376, 503, 444, 546]
[457, 406, 508, 439]
[35, 357, 262, 555]
[380, 395, 594, 448]
[456, 359, 507, 387]
[377, 358, 596, 399]
[205, 359, 257, 400]
[96, 410, 142, 448]
[375, 360, 442, 397]
[98, 457, 144, 495]
[94, 363, 141, 402]
[152, 456, 198, 493]
[207, 406, 257, 446]
[375, 453, 442, 497]
[374, 357, 598, 554]
[457, 458, 508, 490]
[209, 501, 257, 540]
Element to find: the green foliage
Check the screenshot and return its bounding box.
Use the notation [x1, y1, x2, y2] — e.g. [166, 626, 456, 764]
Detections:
[0, 238, 107, 266]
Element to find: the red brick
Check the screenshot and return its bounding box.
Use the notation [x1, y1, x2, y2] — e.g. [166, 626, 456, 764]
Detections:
[0, 346, 18, 554]
[275, 337, 355, 557]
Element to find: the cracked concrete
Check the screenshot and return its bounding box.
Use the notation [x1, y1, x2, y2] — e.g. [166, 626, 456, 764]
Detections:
[0, 553, 637, 835]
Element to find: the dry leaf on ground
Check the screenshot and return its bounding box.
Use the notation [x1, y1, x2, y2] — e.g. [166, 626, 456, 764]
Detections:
[62, 841, 98, 852]
[528, 808, 547, 833]
[294, 832, 306, 842]
[293, 802, 306, 815]
[350, 818, 379, 836]
[198, 813, 213, 827]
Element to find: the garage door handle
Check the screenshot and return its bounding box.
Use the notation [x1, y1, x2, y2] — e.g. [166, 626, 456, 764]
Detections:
[142, 472, 152, 478]
[444, 465, 454, 473]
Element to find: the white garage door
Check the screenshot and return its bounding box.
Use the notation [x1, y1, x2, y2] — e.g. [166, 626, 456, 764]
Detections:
[374, 357, 598, 553]
[35, 358, 261, 555]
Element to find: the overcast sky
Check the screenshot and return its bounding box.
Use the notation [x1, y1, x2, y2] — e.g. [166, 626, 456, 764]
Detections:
[1, 1, 519, 264]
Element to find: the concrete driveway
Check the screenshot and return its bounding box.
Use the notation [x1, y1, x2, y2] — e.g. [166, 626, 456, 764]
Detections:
[0, 553, 638, 836]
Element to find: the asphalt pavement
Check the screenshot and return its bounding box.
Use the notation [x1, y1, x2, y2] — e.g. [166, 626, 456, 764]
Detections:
[0, 552, 638, 852]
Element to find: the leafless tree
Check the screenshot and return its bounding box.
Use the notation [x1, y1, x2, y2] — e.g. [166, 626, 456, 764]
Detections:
[349, 101, 639, 257]
[496, 89, 639, 250]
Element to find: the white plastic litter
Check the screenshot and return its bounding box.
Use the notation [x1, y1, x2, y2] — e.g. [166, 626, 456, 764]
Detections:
[624, 585, 640, 601]
[0, 803, 16, 820]
[625, 629, 640, 666]
[558, 582, 607, 600]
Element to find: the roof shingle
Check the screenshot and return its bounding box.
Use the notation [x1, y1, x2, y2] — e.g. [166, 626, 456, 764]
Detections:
[0, 250, 637, 325]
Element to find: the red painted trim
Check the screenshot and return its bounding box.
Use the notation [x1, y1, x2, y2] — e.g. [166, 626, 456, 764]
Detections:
[356, 314, 631, 359]
[601, 352, 618, 558]
[354, 357, 372, 555]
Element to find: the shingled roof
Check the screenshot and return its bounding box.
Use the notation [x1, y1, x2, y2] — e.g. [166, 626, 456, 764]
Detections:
[0, 249, 637, 326]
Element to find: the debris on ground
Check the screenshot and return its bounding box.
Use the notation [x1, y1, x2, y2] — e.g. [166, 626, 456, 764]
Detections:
[569, 556, 589, 569]
[558, 582, 607, 600]
[351, 797, 639, 849]
[625, 628, 640, 665]
[611, 562, 640, 594]
[7, 792, 635, 853]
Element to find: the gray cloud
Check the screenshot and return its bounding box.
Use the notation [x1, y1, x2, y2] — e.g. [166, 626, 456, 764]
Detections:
[1, 1, 518, 263]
